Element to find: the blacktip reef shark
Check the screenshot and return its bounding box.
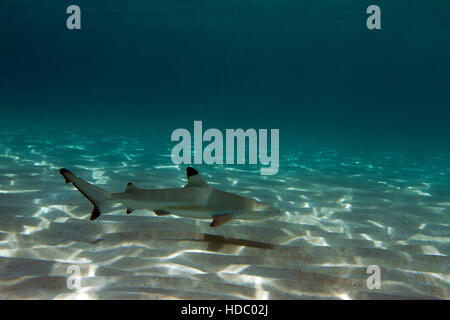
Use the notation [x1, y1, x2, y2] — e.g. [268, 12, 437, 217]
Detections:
[59, 167, 280, 227]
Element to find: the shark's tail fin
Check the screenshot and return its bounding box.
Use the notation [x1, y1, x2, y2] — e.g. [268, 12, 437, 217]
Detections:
[59, 168, 111, 220]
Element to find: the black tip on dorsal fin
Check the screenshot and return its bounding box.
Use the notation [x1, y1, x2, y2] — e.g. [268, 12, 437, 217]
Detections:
[125, 182, 138, 192]
[187, 167, 198, 177]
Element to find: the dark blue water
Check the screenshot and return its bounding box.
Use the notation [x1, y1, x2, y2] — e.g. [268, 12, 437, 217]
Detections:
[0, 1, 449, 299]
[2, 1, 450, 145]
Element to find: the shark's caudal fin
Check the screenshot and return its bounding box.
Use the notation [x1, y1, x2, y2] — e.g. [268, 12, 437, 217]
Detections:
[124, 182, 138, 214]
[59, 168, 111, 220]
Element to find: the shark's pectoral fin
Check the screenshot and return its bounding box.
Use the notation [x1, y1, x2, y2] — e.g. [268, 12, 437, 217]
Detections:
[211, 213, 234, 227]
[154, 210, 171, 216]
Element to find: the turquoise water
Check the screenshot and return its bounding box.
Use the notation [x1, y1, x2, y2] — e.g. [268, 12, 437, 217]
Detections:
[0, 1, 449, 299]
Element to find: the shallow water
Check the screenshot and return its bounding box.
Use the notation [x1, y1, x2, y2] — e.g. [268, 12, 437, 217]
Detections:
[0, 126, 448, 299]
[1, 0, 449, 299]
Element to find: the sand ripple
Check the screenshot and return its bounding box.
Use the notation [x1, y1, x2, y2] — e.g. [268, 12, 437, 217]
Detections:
[0, 127, 448, 299]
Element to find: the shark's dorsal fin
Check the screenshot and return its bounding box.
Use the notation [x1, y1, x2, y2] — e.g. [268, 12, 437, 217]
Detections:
[125, 182, 138, 192]
[185, 167, 209, 188]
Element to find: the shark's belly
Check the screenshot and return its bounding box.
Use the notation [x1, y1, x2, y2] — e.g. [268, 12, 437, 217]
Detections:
[119, 188, 253, 219]
[122, 198, 231, 219]
[166, 209, 215, 219]
[162, 202, 236, 219]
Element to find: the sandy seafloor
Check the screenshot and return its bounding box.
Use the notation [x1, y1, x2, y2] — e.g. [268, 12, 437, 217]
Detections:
[0, 126, 449, 300]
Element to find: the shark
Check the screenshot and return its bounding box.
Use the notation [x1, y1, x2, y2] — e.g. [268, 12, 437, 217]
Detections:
[59, 167, 280, 227]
